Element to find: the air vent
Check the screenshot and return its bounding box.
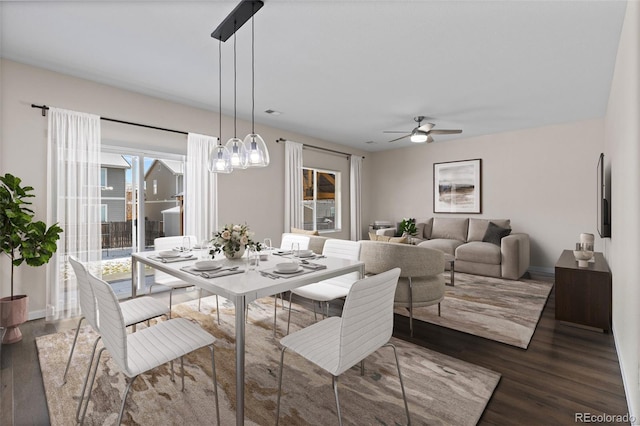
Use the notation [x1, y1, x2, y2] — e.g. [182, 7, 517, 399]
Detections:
[264, 109, 282, 116]
[364, 141, 376, 144]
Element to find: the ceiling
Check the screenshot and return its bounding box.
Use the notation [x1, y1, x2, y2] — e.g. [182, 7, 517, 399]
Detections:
[0, 1, 627, 152]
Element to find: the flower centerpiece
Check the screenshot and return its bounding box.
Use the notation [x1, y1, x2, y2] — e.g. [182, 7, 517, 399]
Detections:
[211, 223, 261, 259]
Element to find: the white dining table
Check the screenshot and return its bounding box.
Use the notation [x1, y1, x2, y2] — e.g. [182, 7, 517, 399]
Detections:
[131, 250, 365, 426]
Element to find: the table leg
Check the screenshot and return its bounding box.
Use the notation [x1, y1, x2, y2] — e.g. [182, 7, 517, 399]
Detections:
[235, 295, 246, 426]
[131, 257, 138, 298]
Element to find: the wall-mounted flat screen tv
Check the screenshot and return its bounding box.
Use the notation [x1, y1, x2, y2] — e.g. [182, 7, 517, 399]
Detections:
[597, 153, 611, 238]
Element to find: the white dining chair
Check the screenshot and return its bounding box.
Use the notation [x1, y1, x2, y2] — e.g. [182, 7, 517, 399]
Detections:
[152, 235, 220, 323]
[64, 256, 170, 384]
[79, 272, 220, 425]
[275, 267, 410, 426]
[285, 239, 361, 334]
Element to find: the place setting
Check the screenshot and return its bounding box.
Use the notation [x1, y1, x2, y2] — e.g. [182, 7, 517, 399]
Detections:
[180, 259, 244, 279]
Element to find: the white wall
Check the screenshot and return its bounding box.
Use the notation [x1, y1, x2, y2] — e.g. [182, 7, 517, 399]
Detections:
[366, 119, 605, 271]
[604, 0, 640, 419]
[0, 59, 368, 317]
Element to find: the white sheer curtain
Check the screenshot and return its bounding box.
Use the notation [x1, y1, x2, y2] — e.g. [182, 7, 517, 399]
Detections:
[185, 133, 218, 242]
[46, 107, 101, 321]
[284, 140, 304, 232]
[350, 155, 363, 241]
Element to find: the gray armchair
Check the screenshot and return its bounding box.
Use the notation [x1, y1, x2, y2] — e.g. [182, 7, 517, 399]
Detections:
[359, 240, 445, 336]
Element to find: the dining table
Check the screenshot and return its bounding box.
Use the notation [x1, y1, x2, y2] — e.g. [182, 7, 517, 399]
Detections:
[131, 249, 365, 426]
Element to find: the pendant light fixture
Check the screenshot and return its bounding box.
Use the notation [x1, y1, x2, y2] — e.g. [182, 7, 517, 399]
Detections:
[208, 40, 233, 173]
[243, 14, 270, 168]
[225, 33, 248, 169]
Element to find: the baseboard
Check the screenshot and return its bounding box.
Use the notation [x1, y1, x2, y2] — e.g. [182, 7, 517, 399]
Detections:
[28, 309, 46, 321]
[612, 323, 639, 424]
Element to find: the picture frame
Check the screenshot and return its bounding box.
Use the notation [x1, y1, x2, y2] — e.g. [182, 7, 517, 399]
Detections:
[433, 159, 482, 213]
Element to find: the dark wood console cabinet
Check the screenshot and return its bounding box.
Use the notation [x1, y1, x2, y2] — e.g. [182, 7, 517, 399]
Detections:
[555, 250, 612, 333]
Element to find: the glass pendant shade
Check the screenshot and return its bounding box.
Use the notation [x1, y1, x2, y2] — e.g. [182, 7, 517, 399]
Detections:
[208, 143, 233, 173]
[243, 133, 270, 167]
[225, 137, 248, 169]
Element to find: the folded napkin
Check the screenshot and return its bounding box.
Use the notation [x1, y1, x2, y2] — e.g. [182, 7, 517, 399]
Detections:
[150, 255, 194, 263]
[300, 262, 328, 270]
[180, 266, 244, 279]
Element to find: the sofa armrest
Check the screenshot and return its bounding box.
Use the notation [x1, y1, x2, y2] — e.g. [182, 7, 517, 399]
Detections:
[376, 228, 396, 237]
[500, 233, 530, 279]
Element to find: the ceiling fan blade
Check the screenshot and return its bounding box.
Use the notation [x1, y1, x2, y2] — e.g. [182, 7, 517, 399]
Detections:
[426, 135, 435, 143]
[387, 134, 410, 143]
[383, 130, 411, 134]
[417, 123, 435, 132]
[429, 129, 462, 135]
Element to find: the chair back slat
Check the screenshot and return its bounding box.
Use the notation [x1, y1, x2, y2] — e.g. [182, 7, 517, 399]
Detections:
[280, 234, 310, 250]
[336, 268, 400, 374]
[321, 239, 361, 286]
[68, 256, 99, 331]
[87, 272, 129, 373]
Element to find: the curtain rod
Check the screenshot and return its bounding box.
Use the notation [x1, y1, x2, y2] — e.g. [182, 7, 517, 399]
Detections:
[275, 138, 364, 159]
[31, 104, 189, 136]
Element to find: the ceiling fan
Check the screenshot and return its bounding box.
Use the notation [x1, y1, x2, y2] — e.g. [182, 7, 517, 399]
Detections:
[384, 116, 462, 143]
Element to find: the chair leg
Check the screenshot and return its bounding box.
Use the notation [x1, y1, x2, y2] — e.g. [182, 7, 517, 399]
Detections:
[332, 375, 343, 426]
[275, 347, 287, 425]
[215, 295, 220, 325]
[407, 278, 415, 336]
[75, 336, 102, 422]
[312, 302, 318, 322]
[286, 292, 293, 335]
[360, 360, 365, 376]
[169, 289, 173, 319]
[209, 345, 221, 426]
[117, 375, 138, 425]
[180, 356, 185, 391]
[78, 347, 106, 424]
[198, 288, 203, 312]
[63, 316, 85, 384]
[438, 302, 441, 317]
[273, 294, 279, 338]
[384, 343, 411, 426]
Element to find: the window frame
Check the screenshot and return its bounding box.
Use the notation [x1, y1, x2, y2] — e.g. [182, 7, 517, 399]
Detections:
[302, 166, 341, 233]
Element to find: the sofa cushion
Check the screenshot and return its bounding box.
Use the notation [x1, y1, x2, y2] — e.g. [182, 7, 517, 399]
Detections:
[482, 222, 512, 246]
[368, 232, 408, 244]
[456, 241, 502, 264]
[417, 218, 433, 239]
[430, 218, 469, 241]
[417, 239, 464, 256]
[467, 219, 511, 242]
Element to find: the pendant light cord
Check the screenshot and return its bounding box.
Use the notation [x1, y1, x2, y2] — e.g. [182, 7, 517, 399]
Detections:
[218, 40, 222, 146]
[233, 32, 237, 138]
[251, 16, 255, 134]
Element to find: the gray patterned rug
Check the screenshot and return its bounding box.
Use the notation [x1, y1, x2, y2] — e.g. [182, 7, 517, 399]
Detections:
[395, 272, 553, 349]
[37, 296, 500, 425]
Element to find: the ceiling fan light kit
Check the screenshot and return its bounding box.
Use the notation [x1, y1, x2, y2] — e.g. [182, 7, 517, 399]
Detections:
[385, 115, 462, 144]
[209, 0, 268, 173]
[410, 129, 429, 143]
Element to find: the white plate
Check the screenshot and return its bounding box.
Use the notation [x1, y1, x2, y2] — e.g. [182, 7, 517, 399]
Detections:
[274, 266, 303, 274]
[274, 250, 292, 255]
[158, 250, 180, 258]
[295, 250, 314, 258]
[193, 260, 221, 271]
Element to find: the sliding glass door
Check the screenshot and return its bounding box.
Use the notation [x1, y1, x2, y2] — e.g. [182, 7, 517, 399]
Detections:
[100, 147, 185, 298]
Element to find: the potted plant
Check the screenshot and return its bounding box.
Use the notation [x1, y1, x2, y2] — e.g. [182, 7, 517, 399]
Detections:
[399, 218, 418, 237]
[0, 173, 63, 343]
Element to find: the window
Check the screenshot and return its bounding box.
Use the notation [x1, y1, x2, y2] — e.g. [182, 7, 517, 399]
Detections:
[302, 167, 340, 232]
[153, 179, 158, 195]
[100, 204, 108, 223]
[100, 167, 108, 188]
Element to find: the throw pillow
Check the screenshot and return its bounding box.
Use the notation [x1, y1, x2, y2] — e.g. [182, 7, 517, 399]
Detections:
[482, 222, 512, 246]
[368, 232, 408, 244]
[291, 227, 319, 236]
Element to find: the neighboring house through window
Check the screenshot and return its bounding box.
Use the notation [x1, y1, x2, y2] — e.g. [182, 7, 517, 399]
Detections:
[302, 167, 340, 232]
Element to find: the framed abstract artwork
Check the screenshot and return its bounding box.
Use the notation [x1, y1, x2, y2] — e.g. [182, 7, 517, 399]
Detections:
[433, 159, 482, 213]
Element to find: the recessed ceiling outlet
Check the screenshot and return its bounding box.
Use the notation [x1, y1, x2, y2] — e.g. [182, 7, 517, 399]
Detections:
[364, 140, 376, 144]
[264, 109, 282, 116]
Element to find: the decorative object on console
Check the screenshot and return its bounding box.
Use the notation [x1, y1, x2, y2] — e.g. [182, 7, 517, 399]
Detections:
[434, 159, 482, 214]
[211, 223, 261, 259]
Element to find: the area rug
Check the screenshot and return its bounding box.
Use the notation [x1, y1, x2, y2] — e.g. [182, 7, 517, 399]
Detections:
[395, 272, 553, 349]
[37, 296, 500, 425]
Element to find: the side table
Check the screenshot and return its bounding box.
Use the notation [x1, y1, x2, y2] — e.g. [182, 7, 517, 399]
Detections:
[554, 250, 611, 333]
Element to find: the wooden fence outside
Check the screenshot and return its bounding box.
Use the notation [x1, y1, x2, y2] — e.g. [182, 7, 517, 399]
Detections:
[101, 220, 162, 249]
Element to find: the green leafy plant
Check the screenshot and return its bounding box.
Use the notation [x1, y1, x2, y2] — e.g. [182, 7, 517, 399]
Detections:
[399, 218, 418, 236]
[0, 173, 63, 299]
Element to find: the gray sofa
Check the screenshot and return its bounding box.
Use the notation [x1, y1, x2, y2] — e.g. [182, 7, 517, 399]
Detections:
[377, 218, 529, 280]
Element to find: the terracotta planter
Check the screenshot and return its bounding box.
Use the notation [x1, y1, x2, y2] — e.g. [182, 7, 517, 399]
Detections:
[0, 295, 28, 344]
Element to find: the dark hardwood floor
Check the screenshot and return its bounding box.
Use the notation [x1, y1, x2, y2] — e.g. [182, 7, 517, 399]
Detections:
[1, 278, 630, 425]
